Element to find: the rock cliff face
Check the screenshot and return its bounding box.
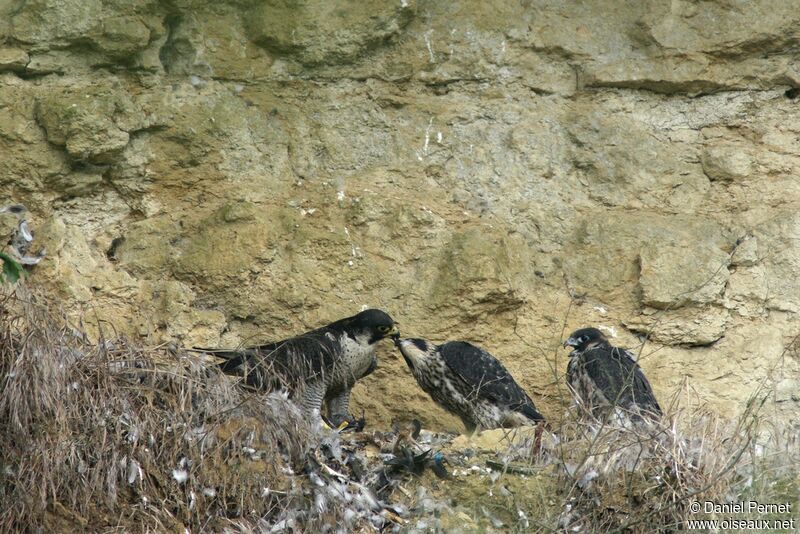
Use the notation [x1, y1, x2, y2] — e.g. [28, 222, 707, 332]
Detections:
[2, 0, 799, 430]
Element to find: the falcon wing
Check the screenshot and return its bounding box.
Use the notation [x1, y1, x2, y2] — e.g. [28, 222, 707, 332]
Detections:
[196, 327, 341, 389]
[439, 342, 544, 421]
[582, 345, 661, 418]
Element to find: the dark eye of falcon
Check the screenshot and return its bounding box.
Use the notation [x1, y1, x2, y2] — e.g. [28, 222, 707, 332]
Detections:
[579, 335, 589, 344]
[378, 325, 390, 333]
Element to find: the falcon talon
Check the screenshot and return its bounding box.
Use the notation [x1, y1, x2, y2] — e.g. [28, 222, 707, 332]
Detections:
[319, 415, 334, 431]
[336, 420, 351, 432]
[337, 417, 366, 433]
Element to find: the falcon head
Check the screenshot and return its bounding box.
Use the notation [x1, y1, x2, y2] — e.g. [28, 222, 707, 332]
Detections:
[563, 327, 607, 353]
[395, 338, 436, 371]
[347, 309, 399, 344]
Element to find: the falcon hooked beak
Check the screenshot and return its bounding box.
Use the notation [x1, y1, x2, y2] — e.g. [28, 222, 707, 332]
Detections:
[563, 337, 579, 349]
[384, 325, 400, 339]
[390, 331, 402, 346]
[562, 328, 607, 353]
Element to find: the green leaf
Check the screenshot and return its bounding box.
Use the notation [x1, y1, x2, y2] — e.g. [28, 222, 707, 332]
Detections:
[0, 252, 23, 284]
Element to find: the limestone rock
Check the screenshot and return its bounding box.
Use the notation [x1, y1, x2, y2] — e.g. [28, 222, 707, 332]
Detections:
[731, 236, 760, 267]
[158, 10, 273, 79]
[0, 83, 70, 193]
[774, 378, 800, 403]
[115, 216, 181, 276]
[427, 226, 527, 312]
[449, 426, 541, 453]
[714, 323, 785, 373]
[0, 48, 29, 72]
[245, 0, 415, 65]
[11, 0, 105, 47]
[171, 202, 281, 287]
[564, 213, 732, 306]
[625, 306, 729, 346]
[145, 280, 226, 345]
[750, 211, 800, 313]
[46, 171, 105, 198]
[701, 144, 754, 181]
[639, 244, 730, 310]
[10, 0, 155, 62]
[567, 110, 709, 210]
[641, 1, 799, 58]
[34, 216, 141, 338]
[23, 51, 83, 75]
[0, 213, 18, 241]
[97, 16, 151, 59]
[35, 89, 136, 164]
[724, 264, 770, 318]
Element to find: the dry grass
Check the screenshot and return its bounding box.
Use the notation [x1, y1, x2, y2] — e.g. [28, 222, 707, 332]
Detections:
[538, 389, 800, 532]
[2, 284, 797, 533]
[0, 286, 365, 532]
[466, 393, 799, 533]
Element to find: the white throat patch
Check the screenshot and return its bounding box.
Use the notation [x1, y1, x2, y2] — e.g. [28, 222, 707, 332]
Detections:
[399, 340, 431, 366]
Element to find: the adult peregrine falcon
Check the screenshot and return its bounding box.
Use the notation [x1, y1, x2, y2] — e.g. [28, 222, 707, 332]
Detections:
[395, 338, 545, 432]
[198, 309, 398, 426]
[563, 327, 662, 425]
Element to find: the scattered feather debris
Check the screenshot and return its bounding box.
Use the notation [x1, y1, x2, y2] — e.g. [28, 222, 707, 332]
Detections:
[1, 204, 46, 266]
[172, 468, 189, 484]
[0, 287, 796, 533]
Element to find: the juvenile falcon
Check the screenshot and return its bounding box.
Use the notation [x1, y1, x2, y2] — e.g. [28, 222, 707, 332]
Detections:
[395, 338, 545, 432]
[563, 327, 662, 425]
[197, 309, 398, 426]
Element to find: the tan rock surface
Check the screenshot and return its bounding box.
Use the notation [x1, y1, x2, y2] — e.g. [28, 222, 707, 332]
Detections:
[1, 0, 799, 428]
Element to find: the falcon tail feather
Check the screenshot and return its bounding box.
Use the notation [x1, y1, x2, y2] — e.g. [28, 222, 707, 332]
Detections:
[188, 347, 248, 372]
